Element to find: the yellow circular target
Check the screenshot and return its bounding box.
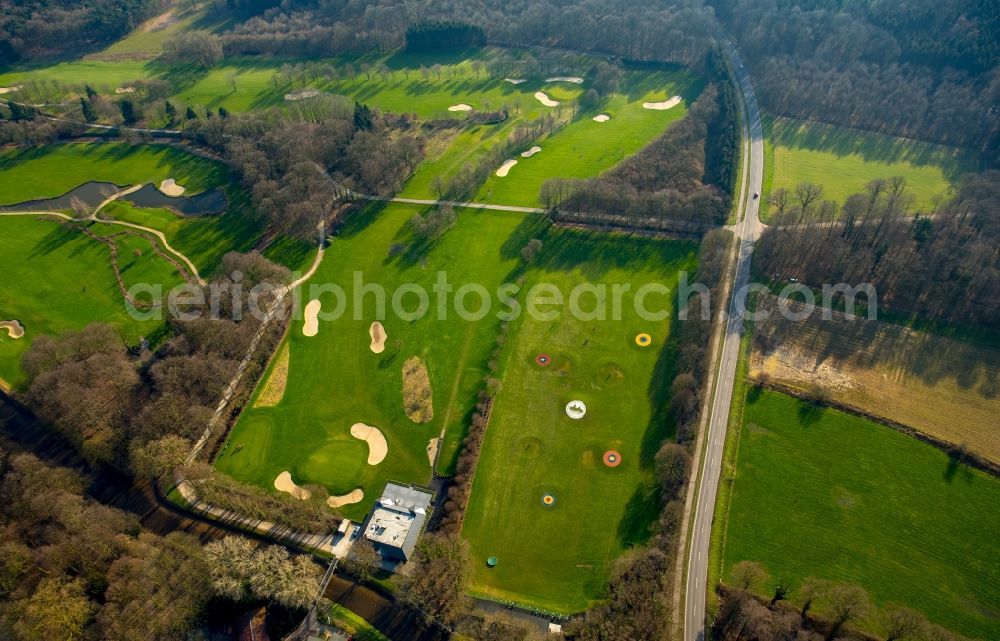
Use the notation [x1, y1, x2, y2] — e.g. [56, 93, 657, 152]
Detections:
[635, 333, 652, 347]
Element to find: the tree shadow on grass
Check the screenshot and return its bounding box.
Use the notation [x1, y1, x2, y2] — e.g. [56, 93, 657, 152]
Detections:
[770, 117, 973, 178]
[499, 213, 549, 261]
[797, 401, 824, 428]
[340, 200, 389, 239]
[616, 480, 662, 548]
[943, 448, 975, 485]
[641, 311, 681, 467]
[28, 221, 83, 258]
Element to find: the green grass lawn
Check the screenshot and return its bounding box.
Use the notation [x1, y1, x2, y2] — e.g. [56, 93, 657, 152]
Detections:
[0, 143, 310, 274]
[462, 228, 697, 614]
[216, 202, 531, 521]
[722, 390, 1000, 640]
[0, 143, 227, 204]
[769, 117, 974, 215]
[473, 70, 699, 207]
[0, 217, 182, 389]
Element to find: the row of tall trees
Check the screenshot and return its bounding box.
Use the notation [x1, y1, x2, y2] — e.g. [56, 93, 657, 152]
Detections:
[716, 564, 968, 641]
[755, 172, 1000, 329]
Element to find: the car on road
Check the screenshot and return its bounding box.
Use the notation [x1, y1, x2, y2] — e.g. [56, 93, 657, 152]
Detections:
[753, 192, 759, 199]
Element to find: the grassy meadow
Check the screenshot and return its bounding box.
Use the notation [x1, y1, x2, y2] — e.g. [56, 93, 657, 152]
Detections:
[216, 202, 531, 521]
[462, 229, 697, 613]
[0, 216, 183, 389]
[0, 143, 226, 204]
[721, 390, 1000, 640]
[769, 116, 974, 215]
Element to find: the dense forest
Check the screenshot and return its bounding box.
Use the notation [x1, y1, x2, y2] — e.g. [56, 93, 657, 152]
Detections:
[187, 97, 424, 240]
[0, 447, 321, 640]
[755, 171, 1000, 329]
[405, 21, 486, 52]
[0, 0, 165, 64]
[713, 0, 1000, 165]
[220, 0, 716, 66]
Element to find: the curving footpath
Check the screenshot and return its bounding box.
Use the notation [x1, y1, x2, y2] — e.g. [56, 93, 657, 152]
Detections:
[0, 183, 207, 286]
[682, 39, 765, 641]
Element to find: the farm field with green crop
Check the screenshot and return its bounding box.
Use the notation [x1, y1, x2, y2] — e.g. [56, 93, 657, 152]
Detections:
[721, 390, 1000, 640]
[462, 228, 697, 613]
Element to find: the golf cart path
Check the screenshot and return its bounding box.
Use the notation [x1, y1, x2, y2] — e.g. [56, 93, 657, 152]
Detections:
[371, 195, 546, 214]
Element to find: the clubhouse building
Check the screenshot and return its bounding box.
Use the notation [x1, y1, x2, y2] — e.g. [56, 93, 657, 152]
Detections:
[359, 482, 434, 562]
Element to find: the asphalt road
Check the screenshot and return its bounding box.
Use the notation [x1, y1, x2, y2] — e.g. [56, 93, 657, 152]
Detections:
[684, 41, 765, 641]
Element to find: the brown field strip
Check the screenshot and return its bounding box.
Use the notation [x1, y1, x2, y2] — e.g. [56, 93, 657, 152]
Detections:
[751, 295, 1000, 464]
[254, 342, 290, 408]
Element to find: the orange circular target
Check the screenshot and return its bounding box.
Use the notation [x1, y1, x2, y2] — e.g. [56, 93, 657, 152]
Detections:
[603, 450, 622, 467]
[541, 493, 556, 506]
[535, 353, 552, 367]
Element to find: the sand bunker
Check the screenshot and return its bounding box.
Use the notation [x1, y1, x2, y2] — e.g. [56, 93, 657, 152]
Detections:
[115, 87, 136, 94]
[0, 320, 24, 339]
[158, 178, 185, 196]
[593, 114, 611, 122]
[496, 159, 518, 177]
[521, 146, 542, 158]
[546, 76, 584, 84]
[285, 88, 320, 102]
[274, 471, 311, 500]
[448, 103, 473, 112]
[327, 488, 365, 508]
[426, 438, 441, 467]
[303, 300, 321, 337]
[534, 91, 559, 107]
[504, 78, 526, 85]
[643, 96, 682, 110]
[369, 321, 386, 353]
[403, 356, 434, 423]
[0, 85, 21, 95]
[351, 422, 387, 465]
[254, 343, 289, 407]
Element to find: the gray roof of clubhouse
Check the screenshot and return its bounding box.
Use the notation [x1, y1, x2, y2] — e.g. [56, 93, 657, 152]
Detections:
[361, 483, 433, 561]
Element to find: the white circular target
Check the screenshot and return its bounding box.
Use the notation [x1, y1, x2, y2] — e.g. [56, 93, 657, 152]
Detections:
[565, 400, 587, 420]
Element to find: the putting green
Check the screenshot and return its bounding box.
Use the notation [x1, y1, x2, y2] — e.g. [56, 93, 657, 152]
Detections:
[216, 202, 532, 520]
[462, 227, 697, 613]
